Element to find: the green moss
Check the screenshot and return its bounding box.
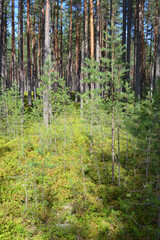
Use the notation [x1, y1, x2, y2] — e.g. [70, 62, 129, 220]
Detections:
[0, 107, 158, 239]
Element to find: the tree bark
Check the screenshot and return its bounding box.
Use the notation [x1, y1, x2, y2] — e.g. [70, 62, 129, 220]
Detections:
[68, 0, 73, 91]
[27, 0, 31, 105]
[1, 0, 5, 92]
[96, 0, 100, 63]
[111, 0, 115, 183]
[12, 0, 16, 85]
[75, 7, 79, 93]
[43, 0, 52, 126]
[122, 0, 126, 64]
[0, 0, 3, 89]
[90, 0, 94, 59]
[126, 0, 132, 80]
[60, 0, 63, 77]
[90, 0, 94, 92]
[96, 0, 100, 89]
[51, 0, 56, 62]
[38, 17, 42, 82]
[156, 3, 160, 82]
[32, 2, 37, 100]
[80, 2, 85, 114]
[2, 0, 7, 91]
[153, 0, 158, 90]
[20, 0, 24, 101]
[135, 0, 144, 99]
[84, 0, 89, 92]
[55, 0, 59, 73]
[42, 0, 45, 69]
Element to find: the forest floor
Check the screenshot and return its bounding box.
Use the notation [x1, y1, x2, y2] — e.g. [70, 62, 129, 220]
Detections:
[0, 105, 159, 239]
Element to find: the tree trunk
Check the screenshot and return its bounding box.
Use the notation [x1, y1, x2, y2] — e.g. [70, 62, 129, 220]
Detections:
[144, 0, 150, 87]
[60, 0, 63, 78]
[18, 4, 20, 88]
[90, 0, 94, 92]
[111, 0, 115, 183]
[55, 0, 59, 73]
[135, 0, 143, 99]
[78, 4, 81, 86]
[153, 0, 158, 90]
[32, 3, 37, 100]
[96, 0, 100, 63]
[42, 0, 45, 69]
[122, 0, 126, 64]
[84, 0, 89, 92]
[156, 3, 160, 82]
[0, 0, 3, 89]
[80, 3, 85, 114]
[75, 7, 79, 94]
[12, 0, 16, 85]
[133, 1, 137, 92]
[126, 0, 132, 80]
[1, 0, 7, 92]
[43, 0, 52, 126]
[90, 0, 94, 59]
[38, 16, 42, 84]
[20, 0, 24, 101]
[68, 0, 73, 91]
[27, 0, 31, 105]
[96, 0, 100, 89]
[51, 0, 56, 62]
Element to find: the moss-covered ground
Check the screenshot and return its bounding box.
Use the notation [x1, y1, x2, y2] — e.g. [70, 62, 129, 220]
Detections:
[0, 105, 159, 240]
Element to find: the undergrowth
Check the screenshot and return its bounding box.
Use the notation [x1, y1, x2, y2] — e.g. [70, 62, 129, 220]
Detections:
[0, 104, 159, 240]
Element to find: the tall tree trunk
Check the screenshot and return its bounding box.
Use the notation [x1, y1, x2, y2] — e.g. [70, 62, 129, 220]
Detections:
[55, 0, 59, 73]
[27, 0, 31, 105]
[122, 0, 126, 63]
[18, 4, 20, 88]
[68, 0, 73, 90]
[96, 0, 100, 89]
[1, 0, 7, 92]
[32, 2, 37, 99]
[84, 0, 89, 92]
[96, 0, 100, 63]
[133, 0, 137, 92]
[43, 0, 51, 126]
[122, 0, 127, 90]
[111, 0, 115, 183]
[80, 2, 85, 114]
[153, 0, 158, 90]
[75, 7, 79, 94]
[42, 0, 45, 69]
[45, 0, 51, 64]
[90, 0, 94, 59]
[12, 0, 16, 84]
[135, 0, 141, 98]
[20, 0, 24, 101]
[38, 17, 42, 82]
[90, 0, 94, 92]
[51, 0, 56, 62]
[135, 0, 143, 98]
[156, 3, 160, 82]
[78, 4, 81, 87]
[60, 0, 63, 77]
[0, 0, 3, 89]
[0, 0, 4, 92]
[144, 0, 150, 86]
[126, 0, 132, 80]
